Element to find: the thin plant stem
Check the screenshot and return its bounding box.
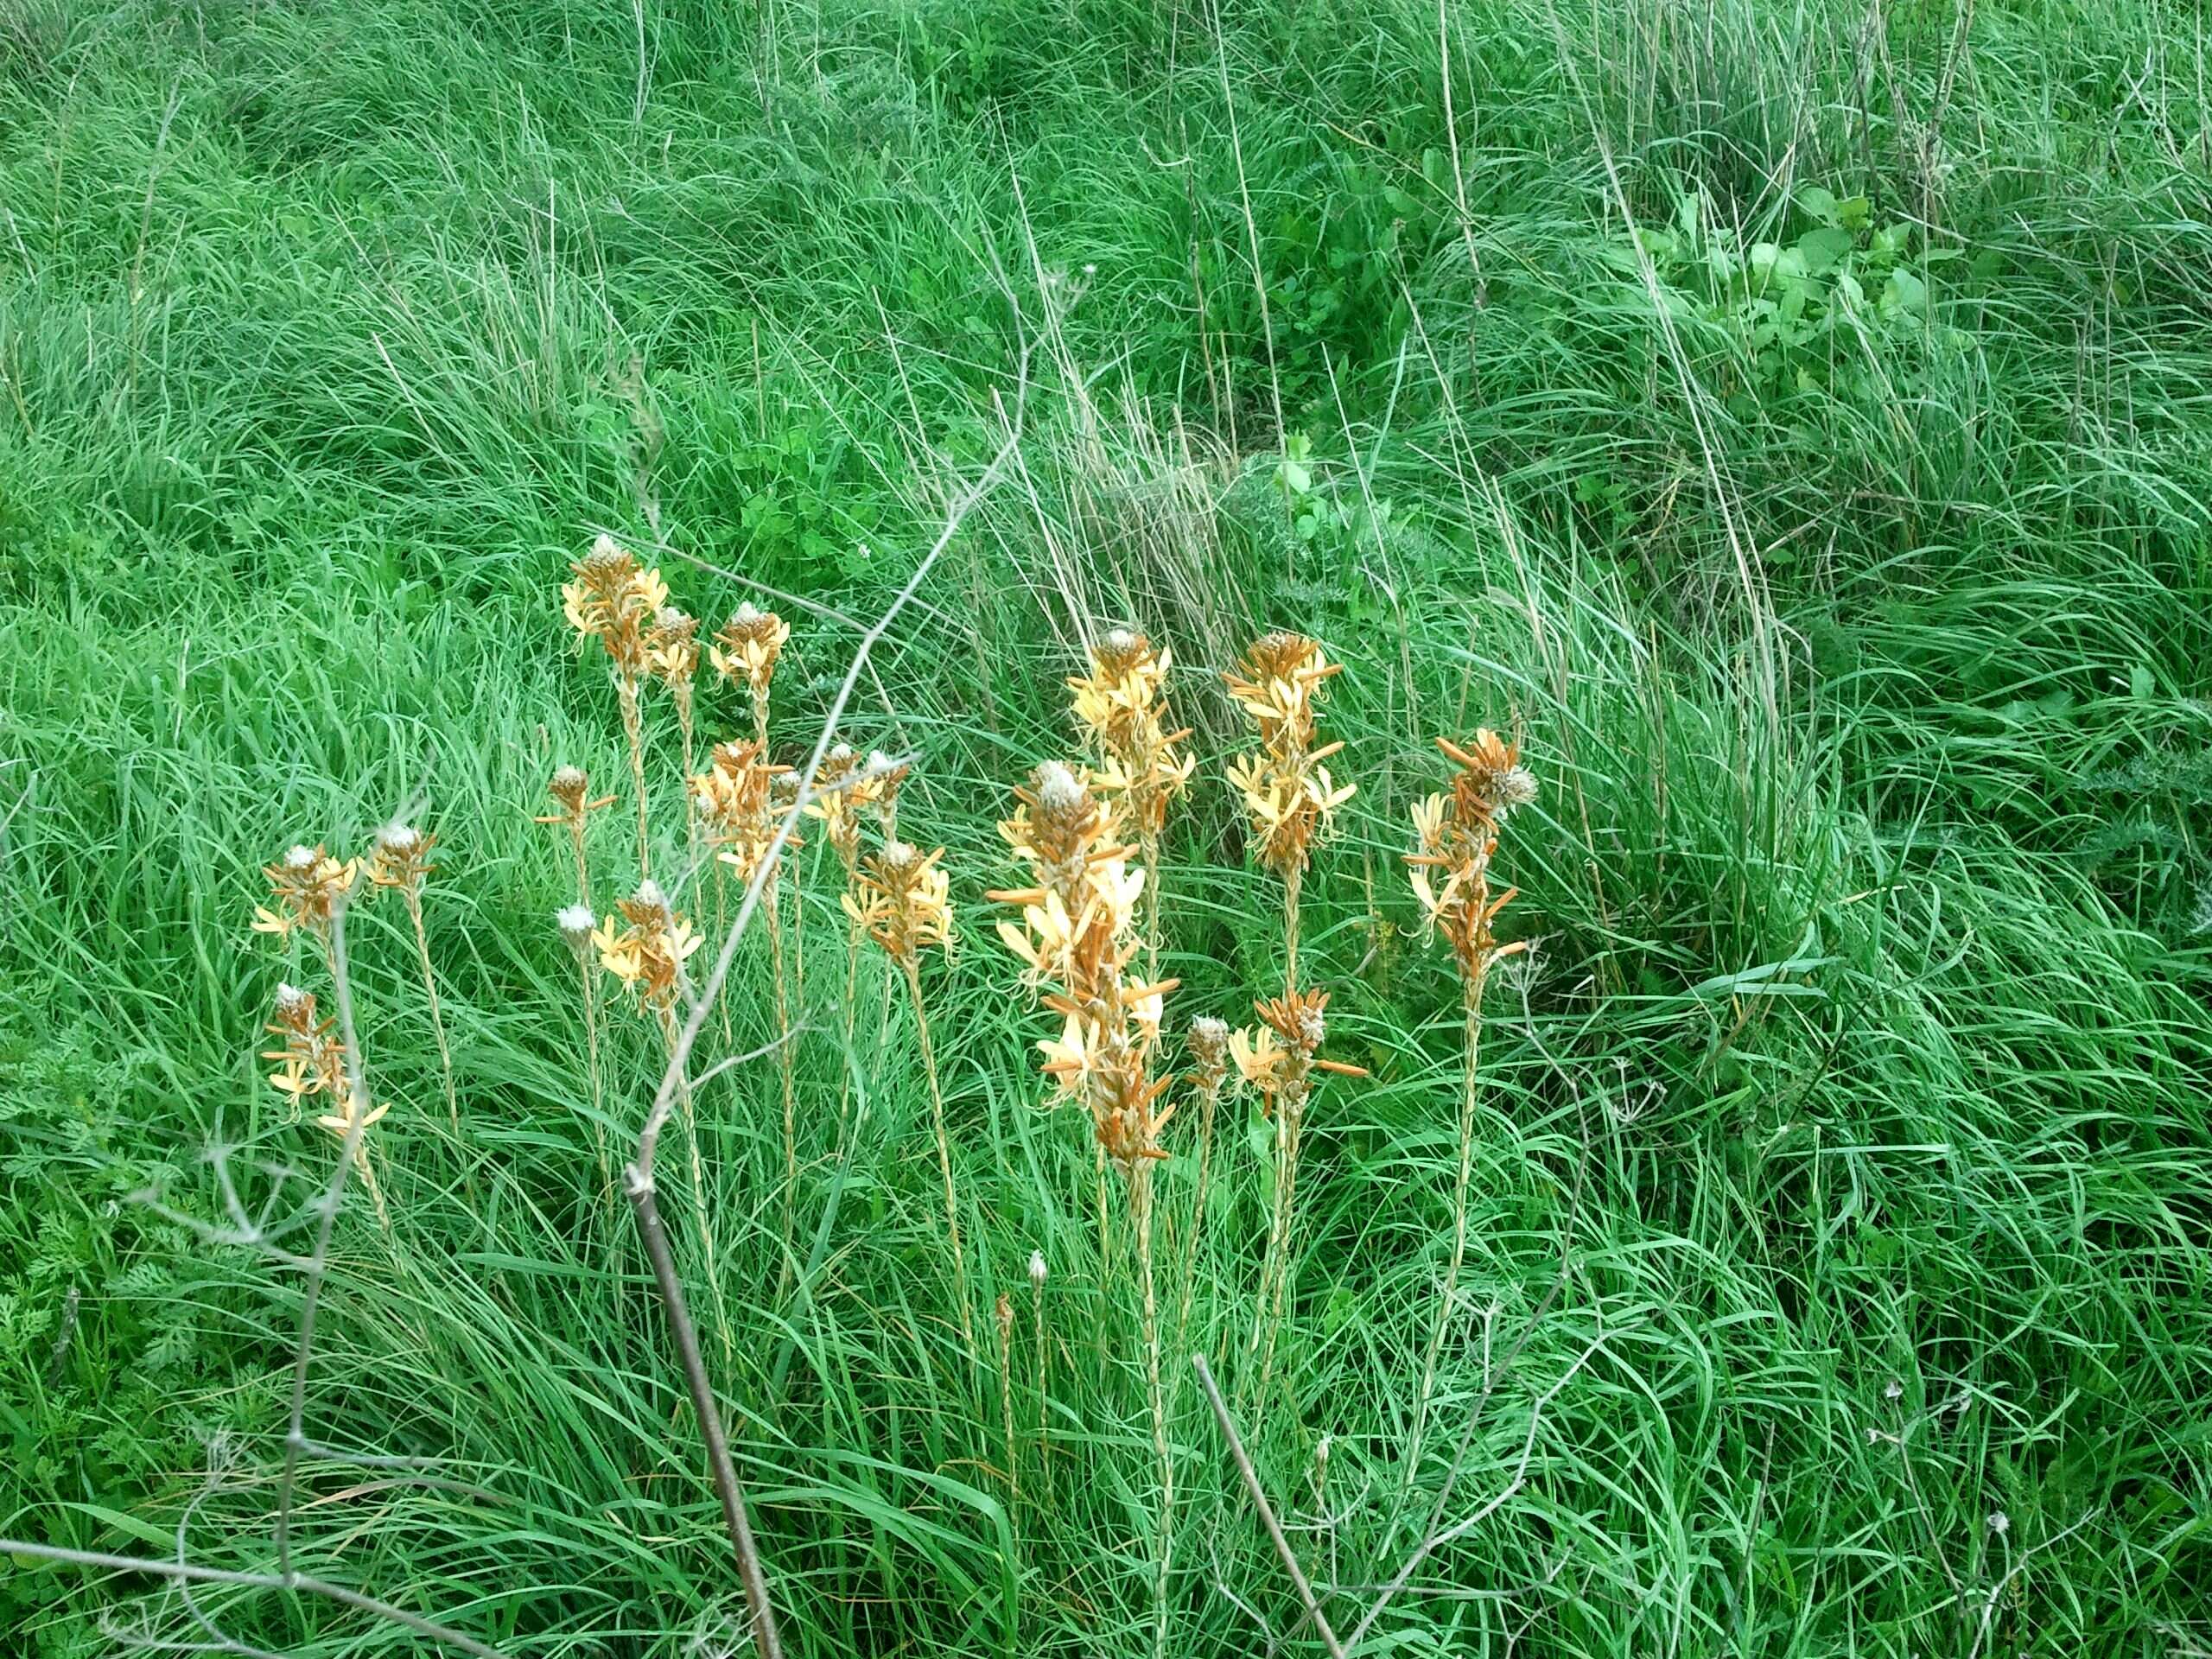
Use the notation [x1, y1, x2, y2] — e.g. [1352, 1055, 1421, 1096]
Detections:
[1135, 1161, 1173, 1659]
[1141, 822, 1163, 982]
[677, 691, 698, 896]
[657, 1002, 732, 1359]
[833, 917, 863, 1143]
[569, 818, 592, 913]
[1033, 1265, 1051, 1504]
[1173, 1072, 1222, 1370]
[901, 955, 974, 1351]
[618, 674, 651, 882]
[404, 889, 456, 1135]
[996, 1296, 1020, 1503]
[1252, 1097, 1300, 1414]
[1282, 862, 1302, 994]
[768, 875, 798, 1288]
[576, 951, 609, 1186]
[1401, 981, 1484, 1517]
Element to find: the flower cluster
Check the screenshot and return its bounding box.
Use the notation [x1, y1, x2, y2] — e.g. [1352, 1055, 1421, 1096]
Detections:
[563, 534, 668, 683]
[252, 844, 360, 943]
[691, 739, 793, 884]
[261, 983, 348, 1116]
[1230, 986, 1365, 1121]
[1224, 632, 1355, 878]
[710, 601, 790, 730]
[1407, 730, 1535, 984]
[805, 744, 880, 874]
[646, 605, 701, 742]
[1069, 629, 1194, 841]
[537, 765, 614, 832]
[591, 881, 703, 1009]
[365, 822, 435, 898]
[992, 763, 1177, 1173]
[844, 840, 954, 963]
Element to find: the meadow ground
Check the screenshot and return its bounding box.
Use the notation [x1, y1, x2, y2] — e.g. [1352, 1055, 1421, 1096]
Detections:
[3, 1, 2210, 1655]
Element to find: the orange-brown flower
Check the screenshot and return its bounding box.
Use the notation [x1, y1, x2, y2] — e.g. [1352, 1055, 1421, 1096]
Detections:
[1070, 629, 1195, 840]
[252, 844, 360, 943]
[709, 601, 790, 711]
[536, 765, 615, 829]
[844, 840, 954, 962]
[691, 739, 796, 884]
[563, 535, 667, 682]
[261, 982, 348, 1117]
[1230, 986, 1367, 1120]
[365, 822, 436, 897]
[1408, 731, 1534, 984]
[1224, 632, 1355, 880]
[592, 880, 703, 1008]
[1224, 631, 1341, 760]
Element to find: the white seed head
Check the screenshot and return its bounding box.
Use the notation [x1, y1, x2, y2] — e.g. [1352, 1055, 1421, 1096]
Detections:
[1495, 766, 1539, 814]
[552, 763, 586, 788]
[283, 844, 318, 871]
[829, 742, 855, 765]
[1192, 1015, 1229, 1043]
[1987, 1511, 2010, 1535]
[1036, 761, 1084, 814]
[274, 982, 308, 1013]
[589, 531, 622, 560]
[734, 601, 761, 625]
[881, 839, 918, 869]
[633, 879, 668, 912]
[377, 822, 422, 853]
[1105, 626, 1135, 652]
[1884, 1378, 1903, 1401]
[657, 606, 686, 631]
[1028, 1249, 1047, 1288]
[557, 904, 596, 944]
[1296, 1005, 1326, 1047]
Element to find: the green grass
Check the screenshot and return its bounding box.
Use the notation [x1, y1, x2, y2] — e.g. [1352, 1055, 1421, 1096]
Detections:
[3, 0, 2209, 1653]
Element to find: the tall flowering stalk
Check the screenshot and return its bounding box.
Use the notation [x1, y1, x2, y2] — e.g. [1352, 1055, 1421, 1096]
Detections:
[846, 839, 963, 1344]
[1401, 729, 1535, 1495]
[536, 765, 614, 911]
[646, 607, 702, 881]
[367, 823, 454, 1133]
[264, 983, 389, 1229]
[810, 744, 881, 1139]
[692, 739, 804, 1272]
[1069, 629, 1193, 976]
[593, 880, 730, 1352]
[1173, 1015, 1230, 1367]
[564, 535, 668, 882]
[710, 601, 789, 748]
[990, 761, 1180, 1658]
[1232, 986, 1366, 1411]
[557, 904, 608, 1182]
[1223, 632, 1357, 1414]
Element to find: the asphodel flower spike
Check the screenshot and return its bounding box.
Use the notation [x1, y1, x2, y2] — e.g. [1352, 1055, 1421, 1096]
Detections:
[536, 764, 615, 910]
[590, 879, 703, 1012]
[262, 983, 346, 1122]
[1399, 727, 1536, 1524]
[253, 843, 360, 948]
[1223, 630, 1354, 990]
[367, 821, 457, 1132]
[710, 601, 790, 743]
[563, 534, 667, 881]
[647, 606, 703, 862]
[851, 838, 970, 1347]
[1070, 629, 1193, 977]
[993, 754, 1181, 1657]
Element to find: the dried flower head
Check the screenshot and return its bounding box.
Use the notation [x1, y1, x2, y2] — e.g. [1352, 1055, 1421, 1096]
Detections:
[366, 822, 436, 895]
[691, 739, 796, 883]
[538, 765, 615, 829]
[805, 743, 880, 870]
[993, 760, 1179, 1173]
[252, 844, 359, 942]
[261, 984, 347, 1114]
[1068, 628, 1194, 840]
[844, 840, 954, 963]
[563, 534, 668, 682]
[591, 881, 703, 1008]
[1187, 1014, 1231, 1093]
[709, 601, 791, 706]
[1224, 632, 1354, 880]
[557, 903, 597, 950]
[1028, 1249, 1048, 1288]
[1230, 987, 1366, 1118]
[1408, 731, 1534, 985]
[1224, 631, 1341, 759]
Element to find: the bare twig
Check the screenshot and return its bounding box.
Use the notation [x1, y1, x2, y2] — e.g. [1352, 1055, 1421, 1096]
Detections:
[1192, 1352, 1348, 1659]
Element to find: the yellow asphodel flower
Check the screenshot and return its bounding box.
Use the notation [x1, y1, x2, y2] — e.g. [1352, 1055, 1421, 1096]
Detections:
[709, 601, 791, 702]
[843, 841, 955, 963]
[1407, 731, 1535, 982]
[593, 881, 703, 1008]
[252, 843, 360, 943]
